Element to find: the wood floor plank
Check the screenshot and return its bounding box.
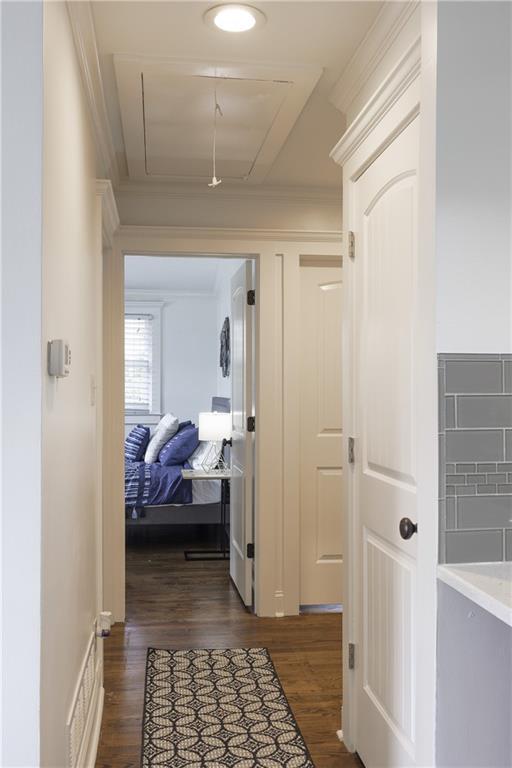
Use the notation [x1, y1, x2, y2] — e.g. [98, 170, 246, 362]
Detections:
[95, 527, 359, 767]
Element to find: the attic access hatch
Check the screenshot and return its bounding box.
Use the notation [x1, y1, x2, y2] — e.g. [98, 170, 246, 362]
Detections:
[114, 56, 322, 184]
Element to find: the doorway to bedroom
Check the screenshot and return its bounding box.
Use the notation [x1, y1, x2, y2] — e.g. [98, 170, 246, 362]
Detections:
[123, 253, 256, 611]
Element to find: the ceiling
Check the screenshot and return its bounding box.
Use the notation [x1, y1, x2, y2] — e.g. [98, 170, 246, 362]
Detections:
[125, 255, 243, 293]
[92, 1, 382, 190]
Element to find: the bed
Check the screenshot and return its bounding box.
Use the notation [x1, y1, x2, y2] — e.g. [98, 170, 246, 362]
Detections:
[125, 397, 229, 527]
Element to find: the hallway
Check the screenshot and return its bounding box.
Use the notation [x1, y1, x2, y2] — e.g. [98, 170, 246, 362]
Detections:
[95, 528, 360, 767]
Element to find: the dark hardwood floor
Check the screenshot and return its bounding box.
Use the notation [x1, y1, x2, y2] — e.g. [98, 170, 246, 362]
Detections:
[96, 526, 359, 767]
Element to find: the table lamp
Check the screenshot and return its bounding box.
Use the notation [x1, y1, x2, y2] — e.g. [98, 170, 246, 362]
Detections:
[198, 411, 232, 471]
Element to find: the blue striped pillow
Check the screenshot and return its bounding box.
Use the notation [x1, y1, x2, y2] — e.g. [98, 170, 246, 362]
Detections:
[125, 425, 150, 462]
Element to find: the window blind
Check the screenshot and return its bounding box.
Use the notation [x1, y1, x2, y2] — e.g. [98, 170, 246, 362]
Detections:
[125, 313, 153, 412]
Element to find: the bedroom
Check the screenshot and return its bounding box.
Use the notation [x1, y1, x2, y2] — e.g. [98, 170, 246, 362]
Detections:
[123, 254, 252, 566]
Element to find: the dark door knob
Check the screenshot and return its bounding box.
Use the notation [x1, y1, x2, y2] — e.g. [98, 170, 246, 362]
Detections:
[399, 517, 417, 540]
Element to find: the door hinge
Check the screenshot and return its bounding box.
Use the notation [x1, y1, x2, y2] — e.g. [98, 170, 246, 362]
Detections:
[348, 642, 355, 670]
[247, 542, 255, 559]
[348, 436, 355, 465]
[247, 415, 256, 432]
[247, 289, 256, 306]
[347, 231, 355, 260]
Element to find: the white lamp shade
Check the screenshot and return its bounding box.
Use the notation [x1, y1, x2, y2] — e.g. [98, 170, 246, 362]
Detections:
[198, 411, 231, 441]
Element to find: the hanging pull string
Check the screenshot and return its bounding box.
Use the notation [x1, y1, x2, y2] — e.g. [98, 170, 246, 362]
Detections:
[208, 83, 223, 188]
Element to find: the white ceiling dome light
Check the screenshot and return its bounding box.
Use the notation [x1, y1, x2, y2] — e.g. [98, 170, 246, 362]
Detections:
[204, 4, 266, 33]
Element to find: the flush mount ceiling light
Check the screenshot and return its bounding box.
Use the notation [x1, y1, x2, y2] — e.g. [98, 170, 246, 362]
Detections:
[204, 4, 266, 33]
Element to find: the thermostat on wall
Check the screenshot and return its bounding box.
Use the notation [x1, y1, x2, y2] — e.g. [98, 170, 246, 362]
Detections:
[48, 339, 71, 378]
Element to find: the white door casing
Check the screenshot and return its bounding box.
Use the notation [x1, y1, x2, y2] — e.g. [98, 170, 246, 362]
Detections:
[299, 266, 344, 605]
[230, 261, 254, 606]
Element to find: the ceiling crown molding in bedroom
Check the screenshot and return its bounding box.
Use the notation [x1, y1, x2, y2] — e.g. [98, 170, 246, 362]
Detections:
[67, 2, 120, 186]
[329, 0, 420, 117]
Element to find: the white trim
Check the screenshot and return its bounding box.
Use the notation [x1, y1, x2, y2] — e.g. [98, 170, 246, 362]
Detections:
[75, 668, 103, 768]
[329, 1, 420, 116]
[125, 300, 162, 416]
[96, 179, 120, 248]
[104, 232, 343, 623]
[125, 413, 161, 427]
[119, 224, 343, 246]
[115, 180, 341, 207]
[67, 2, 119, 184]
[125, 288, 216, 302]
[330, 37, 421, 169]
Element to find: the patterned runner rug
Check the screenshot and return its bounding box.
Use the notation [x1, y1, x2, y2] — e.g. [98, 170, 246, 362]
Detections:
[142, 647, 315, 767]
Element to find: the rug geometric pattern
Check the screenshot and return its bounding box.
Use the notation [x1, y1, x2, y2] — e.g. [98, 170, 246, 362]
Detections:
[142, 647, 315, 767]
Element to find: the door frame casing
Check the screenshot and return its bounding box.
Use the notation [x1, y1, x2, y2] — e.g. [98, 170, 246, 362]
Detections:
[331, 33, 438, 764]
[103, 227, 343, 620]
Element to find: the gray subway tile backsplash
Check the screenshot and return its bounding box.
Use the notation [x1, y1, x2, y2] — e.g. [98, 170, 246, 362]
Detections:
[445, 430, 504, 462]
[445, 360, 503, 393]
[487, 473, 507, 484]
[439, 354, 512, 564]
[506, 530, 512, 560]
[445, 529, 504, 563]
[445, 397, 456, 429]
[504, 362, 512, 393]
[477, 463, 496, 472]
[477, 484, 497, 494]
[457, 395, 512, 428]
[506, 430, 512, 460]
[457, 495, 512, 530]
[467, 474, 486, 484]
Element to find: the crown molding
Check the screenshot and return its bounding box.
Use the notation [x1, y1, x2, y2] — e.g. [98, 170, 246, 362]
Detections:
[329, 1, 420, 116]
[96, 179, 120, 248]
[330, 37, 421, 168]
[119, 224, 342, 246]
[114, 180, 341, 208]
[67, 2, 119, 185]
[125, 288, 216, 302]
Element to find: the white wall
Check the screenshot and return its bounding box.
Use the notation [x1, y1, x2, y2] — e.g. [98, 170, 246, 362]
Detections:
[124, 291, 220, 432]
[1, 3, 43, 764]
[436, 1, 511, 353]
[161, 295, 218, 422]
[214, 259, 246, 399]
[125, 258, 248, 432]
[116, 187, 341, 232]
[41, 3, 101, 766]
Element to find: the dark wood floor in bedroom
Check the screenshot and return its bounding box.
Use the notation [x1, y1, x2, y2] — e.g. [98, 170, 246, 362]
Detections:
[95, 526, 360, 768]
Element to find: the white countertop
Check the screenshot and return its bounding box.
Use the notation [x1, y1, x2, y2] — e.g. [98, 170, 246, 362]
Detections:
[438, 562, 512, 628]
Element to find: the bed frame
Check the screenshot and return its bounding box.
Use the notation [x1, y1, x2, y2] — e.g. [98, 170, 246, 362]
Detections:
[125, 396, 230, 528]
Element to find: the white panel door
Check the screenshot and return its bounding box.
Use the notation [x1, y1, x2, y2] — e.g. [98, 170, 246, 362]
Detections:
[354, 117, 420, 767]
[300, 266, 343, 605]
[230, 261, 254, 606]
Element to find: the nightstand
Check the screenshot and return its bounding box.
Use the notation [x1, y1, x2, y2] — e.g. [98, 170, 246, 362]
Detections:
[181, 469, 231, 560]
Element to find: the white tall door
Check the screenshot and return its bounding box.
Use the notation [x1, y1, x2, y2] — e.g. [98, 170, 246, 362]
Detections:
[299, 266, 343, 605]
[230, 261, 254, 606]
[353, 117, 421, 768]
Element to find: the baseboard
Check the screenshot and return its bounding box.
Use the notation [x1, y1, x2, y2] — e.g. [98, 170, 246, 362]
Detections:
[67, 631, 104, 768]
[77, 667, 104, 768]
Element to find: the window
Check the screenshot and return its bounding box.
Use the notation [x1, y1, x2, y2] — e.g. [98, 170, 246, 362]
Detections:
[125, 302, 161, 414]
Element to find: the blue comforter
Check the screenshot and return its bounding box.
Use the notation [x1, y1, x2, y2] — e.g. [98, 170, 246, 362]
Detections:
[125, 458, 192, 509]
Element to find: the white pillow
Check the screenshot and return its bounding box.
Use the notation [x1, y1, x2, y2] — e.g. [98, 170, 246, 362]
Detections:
[188, 440, 223, 470]
[144, 413, 179, 463]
